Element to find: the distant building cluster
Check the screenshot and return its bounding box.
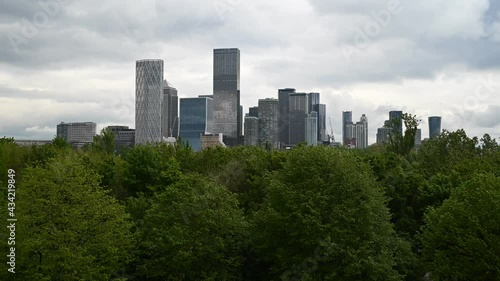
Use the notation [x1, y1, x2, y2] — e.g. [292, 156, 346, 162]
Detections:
[12, 48, 445, 151]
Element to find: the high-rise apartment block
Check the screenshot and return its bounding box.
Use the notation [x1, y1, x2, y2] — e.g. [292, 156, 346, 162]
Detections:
[244, 114, 259, 146]
[258, 98, 279, 148]
[213, 48, 241, 146]
[57, 122, 96, 148]
[179, 96, 213, 151]
[135, 59, 164, 144]
[344, 114, 368, 149]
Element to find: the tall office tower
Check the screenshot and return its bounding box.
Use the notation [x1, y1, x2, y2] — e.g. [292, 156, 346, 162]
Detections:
[313, 104, 326, 142]
[162, 80, 179, 138]
[415, 128, 422, 147]
[389, 111, 403, 136]
[289, 93, 309, 145]
[57, 122, 96, 148]
[308, 92, 320, 113]
[106, 126, 135, 153]
[258, 98, 279, 148]
[305, 111, 318, 146]
[342, 111, 352, 145]
[213, 48, 240, 146]
[249, 106, 259, 118]
[179, 97, 213, 151]
[278, 88, 296, 146]
[428, 116, 442, 139]
[377, 127, 392, 144]
[244, 114, 259, 146]
[135, 59, 164, 144]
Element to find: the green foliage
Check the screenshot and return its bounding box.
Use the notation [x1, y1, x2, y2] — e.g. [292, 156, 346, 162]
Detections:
[385, 113, 421, 156]
[137, 174, 249, 280]
[89, 128, 116, 154]
[421, 173, 500, 281]
[252, 146, 403, 280]
[15, 153, 133, 280]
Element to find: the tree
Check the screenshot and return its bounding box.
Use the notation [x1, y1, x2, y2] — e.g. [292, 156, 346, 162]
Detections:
[251, 146, 405, 281]
[89, 128, 116, 154]
[421, 173, 500, 281]
[15, 153, 133, 280]
[385, 113, 421, 156]
[137, 174, 248, 280]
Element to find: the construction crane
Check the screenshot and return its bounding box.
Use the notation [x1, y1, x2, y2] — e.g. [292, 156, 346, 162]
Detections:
[327, 117, 336, 143]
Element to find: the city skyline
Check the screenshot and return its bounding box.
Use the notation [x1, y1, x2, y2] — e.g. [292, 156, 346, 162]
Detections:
[1, 0, 499, 144]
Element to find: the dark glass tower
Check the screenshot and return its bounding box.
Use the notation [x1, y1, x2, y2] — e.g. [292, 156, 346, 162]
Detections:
[389, 111, 403, 136]
[162, 80, 178, 138]
[179, 97, 213, 151]
[428, 116, 442, 139]
[289, 93, 309, 145]
[278, 88, 296, 146]
[313, 104, 326, 142]
[213, 48, 240, 145]
[342, 111, 352, 145]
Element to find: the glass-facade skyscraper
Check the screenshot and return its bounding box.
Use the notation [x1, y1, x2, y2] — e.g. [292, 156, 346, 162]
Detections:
[428, 116, 442, 139]
[278, 88, 296, 146]
[289, 93, 309, 145]
[342, 111, 352, 145]
[314, 104, 326, 142]
[179, 97, 213, 151]
[389, 111, 403, 136]
[213, 48, 240, 145]
[305, 111, 318, 146]
[135, 59, 164, 144]
[162, 79, 178, 138]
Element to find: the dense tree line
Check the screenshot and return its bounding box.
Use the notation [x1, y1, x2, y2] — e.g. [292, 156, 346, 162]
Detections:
[0, 125, 499, 280]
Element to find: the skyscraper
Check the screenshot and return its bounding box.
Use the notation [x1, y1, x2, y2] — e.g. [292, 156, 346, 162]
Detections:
[135, 59, 164, 144]
[289, 93, 309, 145]
[258, 98, 279, 148]
[162, 80, 179, 138]
[344, 114, 368, 149]
[179, 96, 213, 151]
[249, 106, 259, 118]
[314, 104, 326, 142]
[389, 111, 403, 136]
[415, 128, 422, 147]
[278, 88, 296, 146]
[213, 48, 240, 145]
[428, 116, 442, 139]
[305, 111, 318, 146]
[342, 111, 352, 145]
[308, 92, 320, 113]
[244, 114, 259, 146]
[357, 114, 369, 149]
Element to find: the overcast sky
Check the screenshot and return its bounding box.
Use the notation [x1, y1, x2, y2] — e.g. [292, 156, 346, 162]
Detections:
[1, 0, 499, 144]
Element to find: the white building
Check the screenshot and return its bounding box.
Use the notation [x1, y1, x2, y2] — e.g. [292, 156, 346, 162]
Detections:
[135, 59, 164, 145]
